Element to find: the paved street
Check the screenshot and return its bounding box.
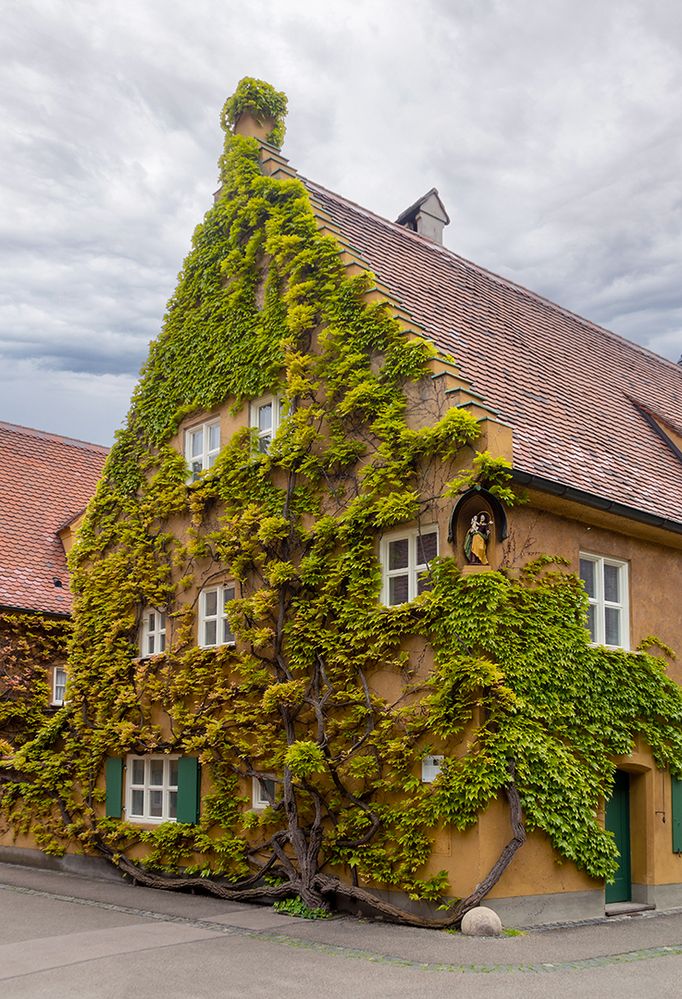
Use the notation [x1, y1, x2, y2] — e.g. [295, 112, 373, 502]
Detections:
[2, 864, 682, 997]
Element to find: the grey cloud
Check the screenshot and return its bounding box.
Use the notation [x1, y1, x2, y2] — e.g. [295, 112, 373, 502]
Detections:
[1, 0, 680, 444]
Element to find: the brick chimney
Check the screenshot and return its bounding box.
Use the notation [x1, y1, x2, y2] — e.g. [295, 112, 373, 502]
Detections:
[395, 189, 449, 245]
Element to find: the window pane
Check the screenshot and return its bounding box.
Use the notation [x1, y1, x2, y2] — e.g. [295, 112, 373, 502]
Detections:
[416, 532, 437, 566]
[389, 574, 409, 605]
[190, 430, 203, 458]
[191, 460, 202, 480]
[586, 604, 597, 642]
[169, 759, 178, 786]
[261, 778, 275, 802]
[147, 635, 155, 655]
[132, 759, 145, 785]
[168, 791, 177, 819]
[258, 403, 272, 432]
[579, 559, 595, 598]
[149, 789, 163, 817]
[388, 538, 409, 571]
[204, 591, 217, 616]
[417, 572, 433, 595]
[605, 607, 621, 646]
[204, 620, 217, 646]
[208, 423, 220, 451]
[149, 759, 164, 786]
[604, 563, 620, 603]
[148, 612, 155, 632]
[131, 789, 144, 815]
[159, 613, 165, 631]
[258, 433, 272, 454]
[207, 452, 217, 468]
[159, 633, 166, 653]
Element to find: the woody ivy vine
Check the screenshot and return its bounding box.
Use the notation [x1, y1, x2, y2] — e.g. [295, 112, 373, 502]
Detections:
[2, 78, 682, 925]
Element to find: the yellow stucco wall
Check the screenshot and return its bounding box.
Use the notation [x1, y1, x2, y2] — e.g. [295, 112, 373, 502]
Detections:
[6, 370, 682, 915]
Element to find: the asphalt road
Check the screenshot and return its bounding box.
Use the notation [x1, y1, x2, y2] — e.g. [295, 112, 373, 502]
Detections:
[2, 863, 682, 997]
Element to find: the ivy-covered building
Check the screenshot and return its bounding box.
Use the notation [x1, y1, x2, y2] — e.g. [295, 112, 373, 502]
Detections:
[0, 420, 106, 748]
[2, 81, 682, 928]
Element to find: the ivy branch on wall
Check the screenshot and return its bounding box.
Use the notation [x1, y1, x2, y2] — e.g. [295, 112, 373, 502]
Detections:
[2, 79, 682, 927]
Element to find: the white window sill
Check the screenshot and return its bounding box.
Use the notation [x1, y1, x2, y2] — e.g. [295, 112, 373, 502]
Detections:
[124, 814, 177, 826]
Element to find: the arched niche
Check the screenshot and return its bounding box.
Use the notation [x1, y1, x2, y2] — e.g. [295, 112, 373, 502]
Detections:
[448, 487, 508, 569]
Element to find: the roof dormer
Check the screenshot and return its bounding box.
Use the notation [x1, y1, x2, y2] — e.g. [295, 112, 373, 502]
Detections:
[395, 188, 450, 244]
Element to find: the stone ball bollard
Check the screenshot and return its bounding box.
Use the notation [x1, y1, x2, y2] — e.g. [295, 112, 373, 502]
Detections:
[460, 906, 503, 937]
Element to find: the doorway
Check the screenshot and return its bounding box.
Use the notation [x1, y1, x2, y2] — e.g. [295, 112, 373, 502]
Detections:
[605, 770, 632, 904]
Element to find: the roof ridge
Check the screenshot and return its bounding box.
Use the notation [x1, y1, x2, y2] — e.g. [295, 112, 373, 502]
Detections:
[303, 177, 682, 377]
[0, 419, 109, 451]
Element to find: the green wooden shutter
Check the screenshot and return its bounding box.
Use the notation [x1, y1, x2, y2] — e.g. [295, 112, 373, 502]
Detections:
[176, 757, 200, 824]
[105, 758, 123, 819]
[672, 777, 682, 852]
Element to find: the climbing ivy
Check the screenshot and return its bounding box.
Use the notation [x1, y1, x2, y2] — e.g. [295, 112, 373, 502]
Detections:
[2, 79, 682, 925]
[0, 613, 69, 751]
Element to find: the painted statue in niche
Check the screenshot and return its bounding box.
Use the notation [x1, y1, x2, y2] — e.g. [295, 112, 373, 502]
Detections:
[464, 511, 493, 565]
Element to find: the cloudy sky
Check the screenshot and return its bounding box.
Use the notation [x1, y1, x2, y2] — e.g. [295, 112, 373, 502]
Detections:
[1, 0, 681, 445]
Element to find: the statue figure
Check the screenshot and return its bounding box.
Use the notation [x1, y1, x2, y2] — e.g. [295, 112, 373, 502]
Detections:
[464, 511, 492, 565]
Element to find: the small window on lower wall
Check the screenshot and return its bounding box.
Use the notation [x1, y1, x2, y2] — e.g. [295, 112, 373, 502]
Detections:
[140, 608, 166, 657]
[52, 666, 67, 706]
[421, 755, 444, 783]
[380, 526, 438, 605]
[126, 755, 179, 823]
[579, 553, 629, 649]
[252, 776, 277, 809]
[199, 584, 237, 647]
[250, 395, 283, 453]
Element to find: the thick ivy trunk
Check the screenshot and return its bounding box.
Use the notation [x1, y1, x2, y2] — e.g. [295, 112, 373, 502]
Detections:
[93, 773, 525, 928]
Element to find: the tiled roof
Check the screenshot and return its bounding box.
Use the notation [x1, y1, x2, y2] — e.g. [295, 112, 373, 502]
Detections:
[306, 179, 682, 528]
[0, 421, 107, 615]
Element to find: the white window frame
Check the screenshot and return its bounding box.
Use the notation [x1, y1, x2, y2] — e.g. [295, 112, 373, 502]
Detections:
[380, 525, 439, 605]
[421, 755, 444, 783]
[198, 583, 237, 648]
[140, 608, 167, 657]
[184, 419, 221, 482]
[125, 754, 179, 825]
[252, 775, 277, 810]
[250, 395, 283, 453]
[579, 553, 630, 650]
[52, 666, 67, 706]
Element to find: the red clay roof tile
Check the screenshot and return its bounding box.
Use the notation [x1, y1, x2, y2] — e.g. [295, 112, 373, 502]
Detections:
[305, 179, 682, 528]
[0, 421, 107, 615]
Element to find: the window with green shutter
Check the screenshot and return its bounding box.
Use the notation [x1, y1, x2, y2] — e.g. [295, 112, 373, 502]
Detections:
[105, 757, 123, 818]
[176, 756, 201, 824]
[672, 776, 682, 853]
[108, 754, 200, 825]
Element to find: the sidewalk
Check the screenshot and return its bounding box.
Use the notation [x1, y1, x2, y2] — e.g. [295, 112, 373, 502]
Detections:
[2, 859, 682, 975]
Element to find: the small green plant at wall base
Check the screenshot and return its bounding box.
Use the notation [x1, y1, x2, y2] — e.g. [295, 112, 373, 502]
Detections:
[2, 77, 682, 930]
[273, 896, 332, 919]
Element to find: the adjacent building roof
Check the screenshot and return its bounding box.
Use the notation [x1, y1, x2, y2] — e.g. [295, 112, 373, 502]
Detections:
[306, 179, 682, 529]
[0, 421, 108, 615]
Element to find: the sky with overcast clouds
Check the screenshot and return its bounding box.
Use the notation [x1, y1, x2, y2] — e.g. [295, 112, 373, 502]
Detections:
[1, 0, 681, 445]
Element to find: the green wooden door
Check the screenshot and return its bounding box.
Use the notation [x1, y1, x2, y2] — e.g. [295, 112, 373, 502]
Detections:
[605, 770, 632, 904]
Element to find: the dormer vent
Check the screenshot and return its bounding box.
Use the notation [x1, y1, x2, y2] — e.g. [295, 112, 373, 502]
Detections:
[395, 188, 450, 245]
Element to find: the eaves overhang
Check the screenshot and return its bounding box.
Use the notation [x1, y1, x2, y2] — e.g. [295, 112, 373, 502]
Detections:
[0, 603, 70, 619]
[511, 469, 682, 538]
